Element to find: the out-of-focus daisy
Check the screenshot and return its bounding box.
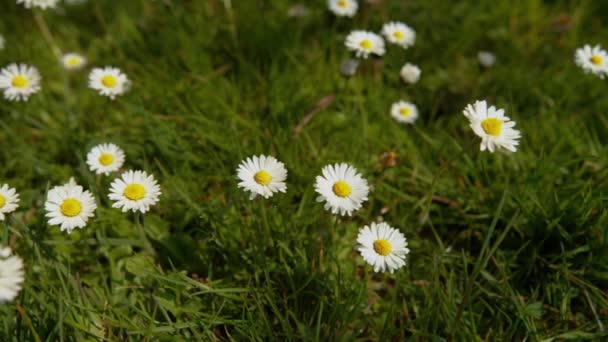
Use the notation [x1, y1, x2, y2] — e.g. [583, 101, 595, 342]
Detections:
[357, 222, 409, 273]
[0, 184, 19, 221]
[0, 35, 5, 50]
[340, 59, 359, 77]
[88, 67, 129, 100]
[61, 53, 87, 71]
[328, 0, 357, 17]
[314, 163, 369, 216]
[109, 170, 161, 213]
[345, 31, 385, 59]
[237, 155, 287, 199]
[86, 143, 126, 176]
[400, 63, 421, 84]
[16, 0, 59, 9]
[575, 44, 608, 79]
[463, 100, 521, 153]
[0, 247, 25, 303]
[0, 63, 41, 102]
[382, 22, 415, 49]
[390, 100, 418, 124]
[45, 178, 97, 233]
[478, 51, 496, 67]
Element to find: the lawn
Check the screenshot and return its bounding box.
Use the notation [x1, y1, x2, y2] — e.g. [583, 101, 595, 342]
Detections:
[1, 0, 607, 340]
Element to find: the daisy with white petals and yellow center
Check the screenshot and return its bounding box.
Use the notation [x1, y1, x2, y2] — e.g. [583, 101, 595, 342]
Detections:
[0, 63, 41, 102]
[0, 184, 19, 221]
[382, 22, 416, 49]
[357, 222, 409, 273]
[88, 67, 129, 100]
[575, 44, 608, 79]
[314, 163, 369, 216]
[16, 0, 59, 9]
[0, 246, 25, 303]
[327, 0, 357, 17]
[463, 100, 521, 153]
[86, 143, 126, 176]
[237, 155, 288, 199]
[45, 178, 97, 233]
[62, 53, 87, 71]
[345, 31, 385, 59]
[109, 170, 161, 213]
[390, 100, 419, 124]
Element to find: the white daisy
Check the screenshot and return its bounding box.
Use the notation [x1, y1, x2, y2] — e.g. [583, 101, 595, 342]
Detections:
[109, 170, 161, 213]
[0, 35, 5, 50]
[357, 222, 409, 273]
[0, 247, 25, 303]
[0, 184, 19, 221]
[400, 63, 421, 84]
[575, 44, 608, 79]
[61, 53, 87, 71]
[0, 63, 41, 102]
[16, 0, 59, 9]
[390, 100, 419, 124]
[88, 67, 130, 100]
[478, 51, 496, 67]
[314, 163, 369, 216]
[382, 22, 416, 49]
[345, 31, 385, 59]
[463, 100, 521, 153]
[86, 143, 126, 176]
[327, 0, 357, 17]
[45, 178, 97, 233]
[236, 155, 287, 199]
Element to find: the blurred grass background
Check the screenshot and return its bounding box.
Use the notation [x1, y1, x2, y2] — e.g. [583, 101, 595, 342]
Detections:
[0, 0, 607, 340]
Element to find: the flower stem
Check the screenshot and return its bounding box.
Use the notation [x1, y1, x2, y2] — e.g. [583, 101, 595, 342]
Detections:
[134, 212, 155, 256]
[33, 11, 62, 60]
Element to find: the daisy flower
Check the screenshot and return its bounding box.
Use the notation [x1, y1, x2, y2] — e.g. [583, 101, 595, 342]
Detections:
[86, 143, 126, 176]
[463, 100, 521, 153]
[390, 100, 418, 124]
[237, 155, 287, 199]
[16, 0, 59, 9]
[61, 53, 87, 71]
[345, 31, 385, 59]
[0, 63, 41, 102]
[478, 51, 496, 67]
[575, 44, 608, 79]
[314, 163, 369, 216]
[0, 247, 25, 303]
[382, 22, 416, 49]
[400, 63, 421, 84]
[327, 0, 357, 17]
[88, 67, 130, 100]
[109, 170, 161, 213]
[0, 184, 19, 221]
[45, 178, 97, 233]
[357, 222, 409, 273]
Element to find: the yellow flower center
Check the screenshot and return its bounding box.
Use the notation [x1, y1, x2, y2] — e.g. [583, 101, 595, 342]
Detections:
[0, 194, 5, 208]
[11, 75, 28, 88]
[253, 170, 272, 185]
[101, 75, 117, 88]
[332, 181, 352, 198]
[590, 55, 603, 65]
[481, 118, 503, 136]
[393, 31, 404, 40]
[399, 107, 411, 117]
[60, 198, 82, 217]
[98, 153, 114, 166]
[359, 39, 372, 50]
[124, 184, 146, 200]
[373, 239, 392, 256]
[66, 57, 81, 67]
[338, 0, 347, 7]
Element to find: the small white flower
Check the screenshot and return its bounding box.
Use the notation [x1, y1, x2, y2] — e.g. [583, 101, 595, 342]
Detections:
[0, 184, 19, 221]
[86, 143, 126, 176]
[0, 35, 5, 50]
[88, 67, 130, 100]
[400, 63, 421, 84]
[390, 100, 418, 124]
[382, 22, 415, 49]
[16, 0, 59, 9]
[463, 100, 521, 153]
[314, 163, 369, 216]
[45, 178, 97, 233]
[357, 222, 409, 273]
[327, 0, 357, 17]
[109, 170, 161, 213]
[478, 51, 496, 67]
[0, 63, 41, 102]
[61, 53, 87, 71]
[345, 31, 385, 59]
[575, 44, 608, 79]
[0, 247, 25, 303]
[237, 155, 287, 199]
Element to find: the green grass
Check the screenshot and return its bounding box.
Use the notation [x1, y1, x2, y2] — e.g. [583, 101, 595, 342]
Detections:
[1, 0, 607, 340]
